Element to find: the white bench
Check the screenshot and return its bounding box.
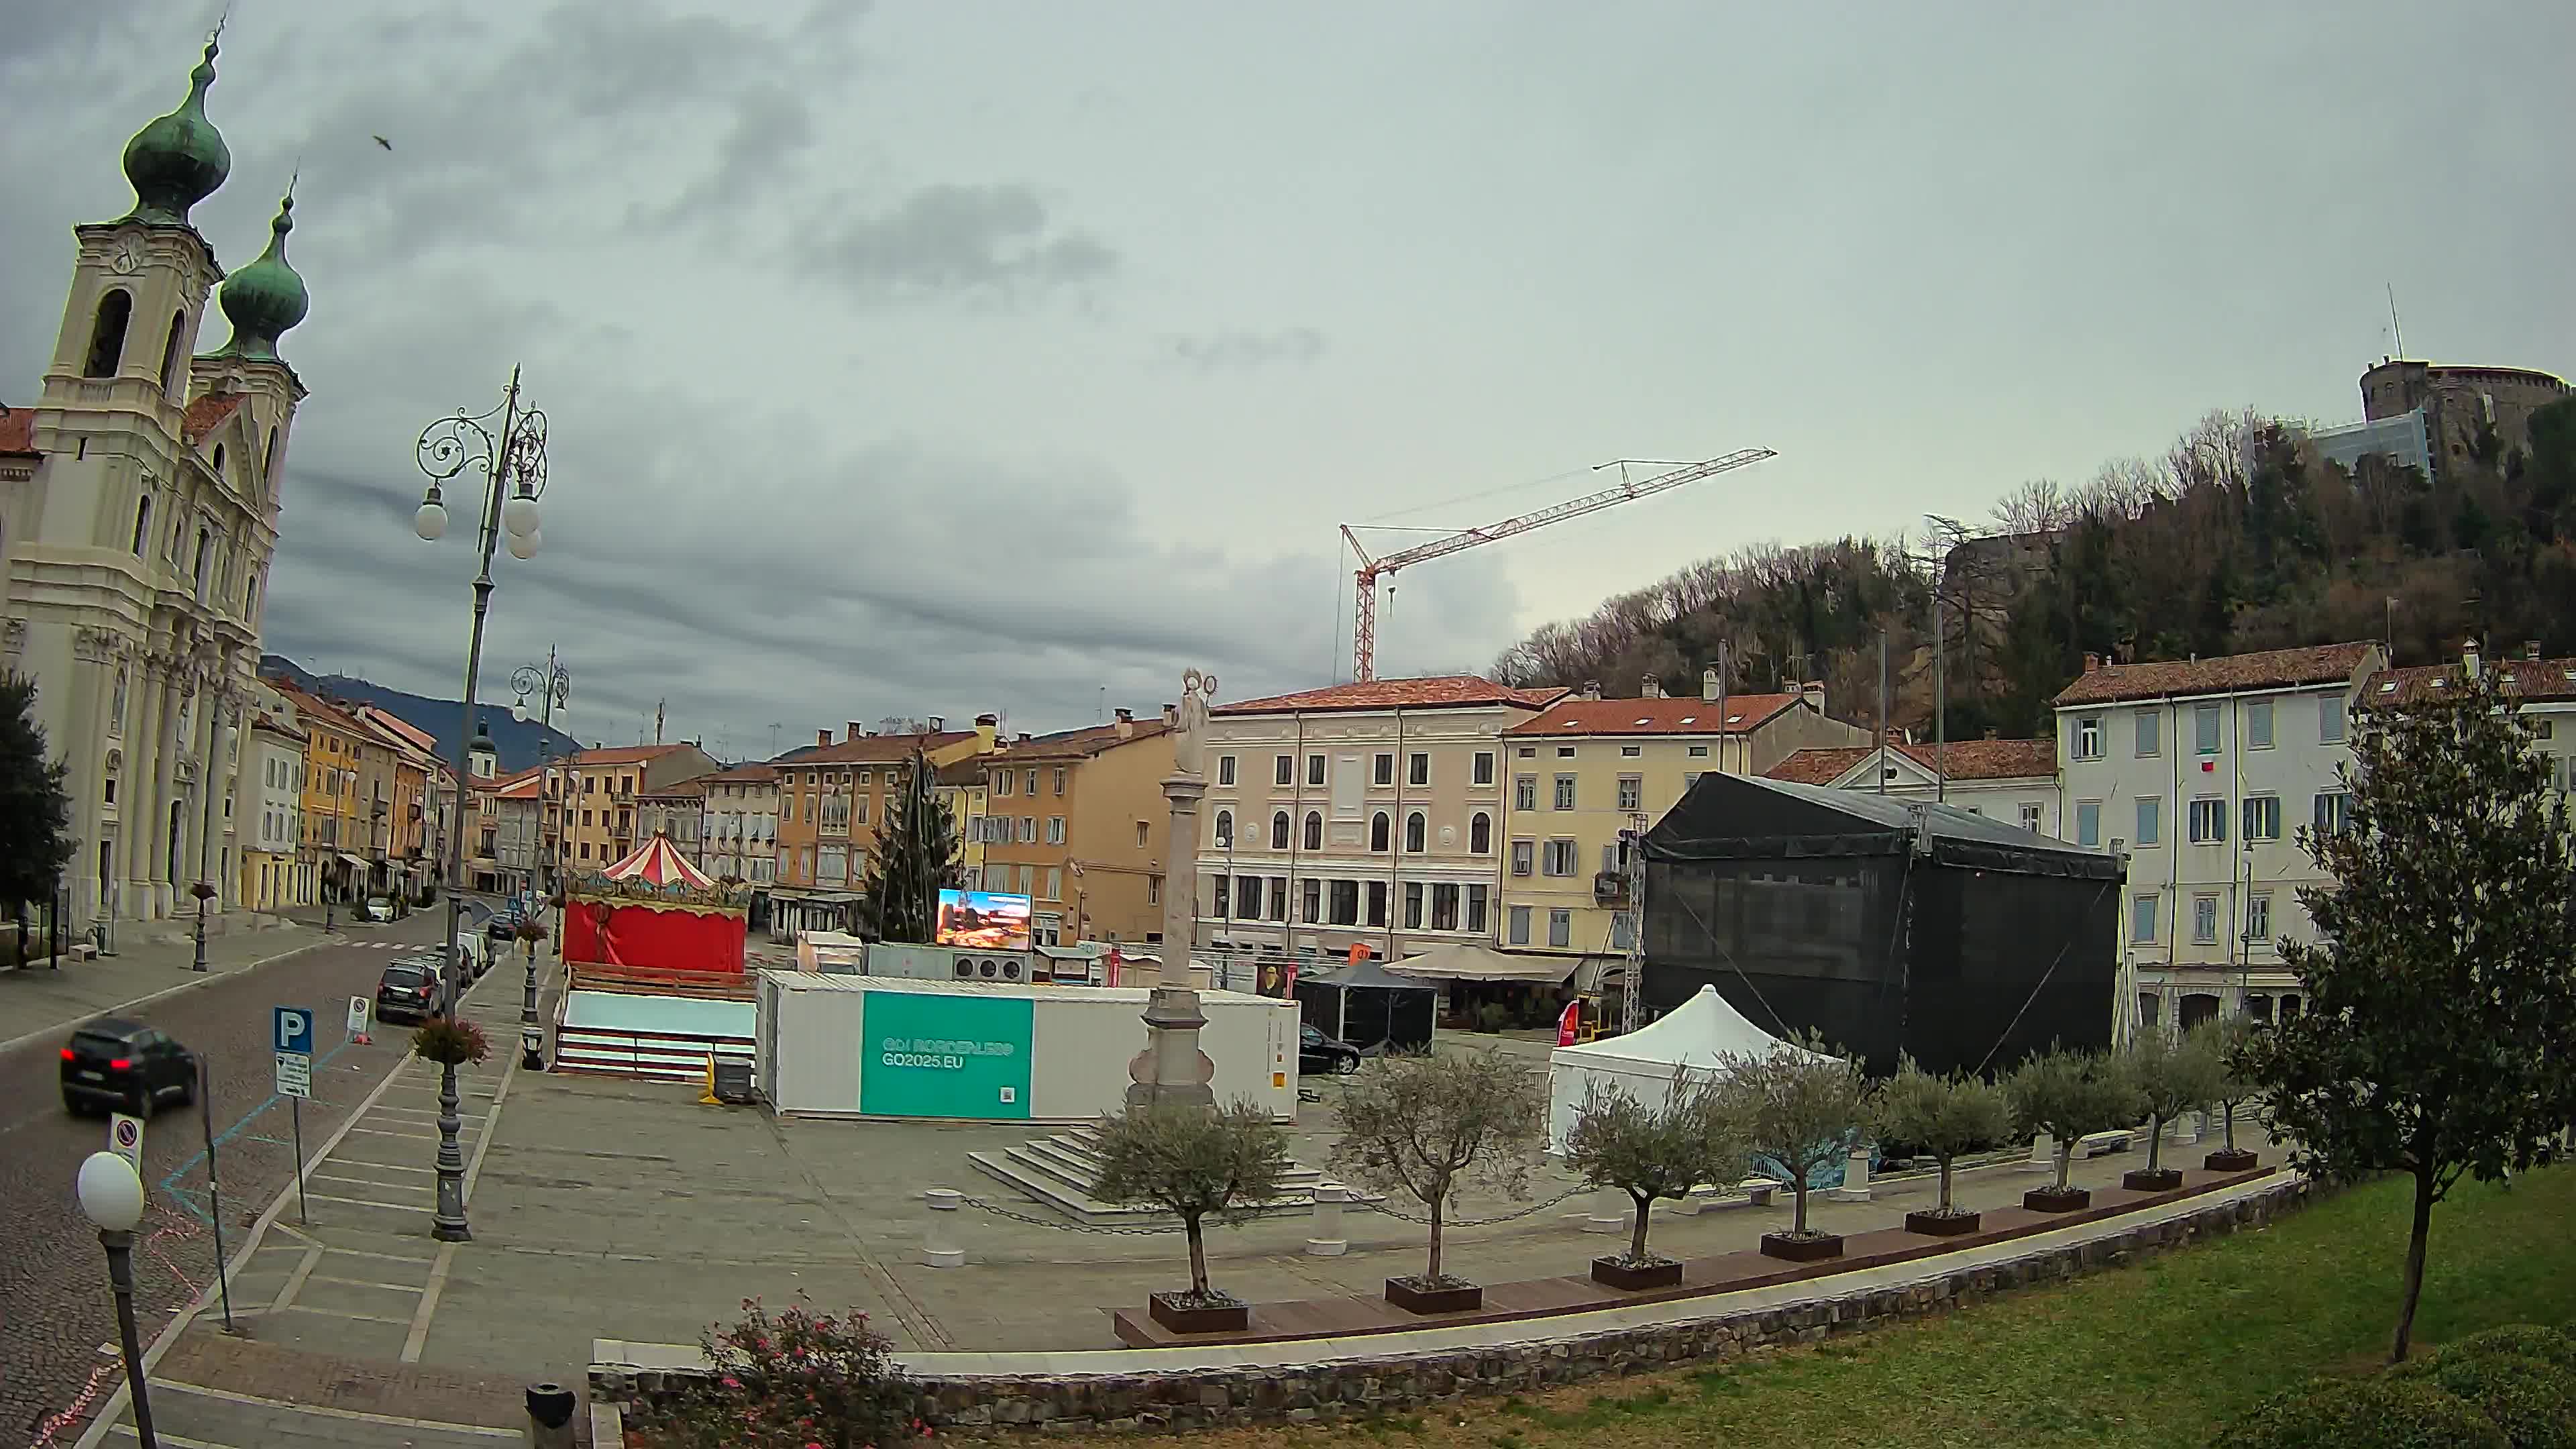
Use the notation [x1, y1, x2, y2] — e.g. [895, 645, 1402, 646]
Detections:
[2077, 1129, 2133, 1158]
[1685, 1176, 1786, 1212]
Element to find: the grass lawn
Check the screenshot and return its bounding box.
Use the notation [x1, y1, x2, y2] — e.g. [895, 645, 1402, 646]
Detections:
[1202, 1165, 2575, 1449]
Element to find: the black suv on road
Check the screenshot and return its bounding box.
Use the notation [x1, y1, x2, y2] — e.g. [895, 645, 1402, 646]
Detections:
[377, 958, 445, 1022]
[62, 1018, 198, 1116]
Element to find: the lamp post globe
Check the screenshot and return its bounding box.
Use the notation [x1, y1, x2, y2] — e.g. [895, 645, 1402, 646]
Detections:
[505, 528, 540, 561]
[78, 1150, 144, 1231]
[413, 495, 448, 542]
[501, 492, 540, 538]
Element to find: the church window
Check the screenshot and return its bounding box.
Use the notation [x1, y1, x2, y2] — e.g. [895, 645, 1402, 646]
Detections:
[261, 427, 278, 491]
[85, 290, 132, 378]
[158, 311, 185, 395]
[111, 668, 127, 734]
[212, 443, 225, 478]
[193, 527, 212, 588]
[129, 496, 152, 555]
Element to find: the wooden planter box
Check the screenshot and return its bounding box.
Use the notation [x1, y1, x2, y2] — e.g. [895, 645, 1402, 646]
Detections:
[1384, 1277, 1483, 1314]
[1590, 1254, 1684, 1291]
[1759, 1231, 1844, 1263]
[2122, 1167, 2184, 1192]
[2204, 1148, 2259, 1172]
[2024, 1185, 2092, 1214]
[1904, 1209, 1981, 1237]
[1147, 1292, 1249, 1335]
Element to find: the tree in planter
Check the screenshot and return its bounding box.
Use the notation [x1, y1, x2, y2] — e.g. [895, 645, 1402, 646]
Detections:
[1091, 1099, 1293, 1309]
[2122, 1025, 2226, 1182]
[2002, 1046, 2141, 1199]
[0, 674, 74, 963]
[1870, 1056, 2011, 1224]
[1562, 1069, 1750, 1271]
[634, 1295, 910, 1449]
[856, 749, 961, 943]
[2196, 1018, 2261, 1166]
[1714, 1030, 1871, 1245]
[2245, 661, 2576, 1363]
[1330, 1049, 1546, 1292]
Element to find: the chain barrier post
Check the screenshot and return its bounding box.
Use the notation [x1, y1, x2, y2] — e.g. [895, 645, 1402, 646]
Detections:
[1305, 1183, 1348, 1256]
[922, 1187, 964, 1268]
[1582, 1186, 1626, 1234]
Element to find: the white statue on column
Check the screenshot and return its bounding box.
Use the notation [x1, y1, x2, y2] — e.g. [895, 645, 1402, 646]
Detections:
[1172, 667, 1215, 780]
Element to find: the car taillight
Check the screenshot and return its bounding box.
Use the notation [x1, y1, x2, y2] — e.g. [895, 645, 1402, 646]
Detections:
[61, 1047, 76, 1061]
[107, 1057, 133, 1071]
[417, 986, 432, 997]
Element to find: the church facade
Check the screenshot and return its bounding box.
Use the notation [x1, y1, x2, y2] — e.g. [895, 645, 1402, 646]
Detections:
[0, 32, 313, 926]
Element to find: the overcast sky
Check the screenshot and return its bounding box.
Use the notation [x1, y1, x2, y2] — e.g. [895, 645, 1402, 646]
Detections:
[5, 2, 2570, 757]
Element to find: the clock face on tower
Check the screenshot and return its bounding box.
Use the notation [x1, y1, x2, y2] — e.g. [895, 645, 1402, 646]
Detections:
[111, 235, 146, 275]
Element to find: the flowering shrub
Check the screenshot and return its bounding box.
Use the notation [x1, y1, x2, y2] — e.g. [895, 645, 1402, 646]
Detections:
[411, 1016, 490, 1067]
[634, 1296, 914, 1449]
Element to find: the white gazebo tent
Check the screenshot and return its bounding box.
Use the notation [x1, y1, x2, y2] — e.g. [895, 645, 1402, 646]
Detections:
[1544, 983, 1831, 1152]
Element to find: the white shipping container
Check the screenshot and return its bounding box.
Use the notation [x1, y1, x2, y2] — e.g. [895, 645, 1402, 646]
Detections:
[757, 970, 1297, 1121]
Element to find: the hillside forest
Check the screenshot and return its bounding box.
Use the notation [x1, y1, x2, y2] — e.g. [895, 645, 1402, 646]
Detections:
[1489, 396, 2576, 741]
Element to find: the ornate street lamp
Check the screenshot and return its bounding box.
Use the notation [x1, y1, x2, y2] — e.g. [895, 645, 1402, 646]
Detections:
[411, 367, 550, 1244]
[189, 880, 215, 972]
[511, 647, 570, 729]
[77, 1152, 158, 1448]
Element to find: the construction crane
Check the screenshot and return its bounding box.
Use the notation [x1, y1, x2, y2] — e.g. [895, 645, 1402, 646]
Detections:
[1340, 449, 1776, 681]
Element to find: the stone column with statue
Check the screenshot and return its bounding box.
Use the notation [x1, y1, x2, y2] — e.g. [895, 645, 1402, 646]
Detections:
[1126, 668, 1219, 1112]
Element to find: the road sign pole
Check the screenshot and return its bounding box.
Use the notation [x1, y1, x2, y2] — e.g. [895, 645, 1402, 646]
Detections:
[291, 1099, 309, 1225]
[199, 1057, 234, 1333]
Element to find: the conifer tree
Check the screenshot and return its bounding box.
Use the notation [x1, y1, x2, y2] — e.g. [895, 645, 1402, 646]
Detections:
[0, 674, 74, 957]
[857, 749, 961, 943]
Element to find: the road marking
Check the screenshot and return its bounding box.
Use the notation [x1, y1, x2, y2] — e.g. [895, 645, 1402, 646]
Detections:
[402, 1242, 458, 1362]
[273, 1303, 415, 1326]
[153, 1380, 524, 1436]
[107, 1428, 239, 1448]
[307, 1272, 430, 1294]
[315, 1158, 435, 1175]
[311, 1171, 431, 1193]
[303, 1191, 425, 1212]
[323, 1244, 437, 1266]
[268, 1245, 323, 1313]
[342, 1126, 438, 1140]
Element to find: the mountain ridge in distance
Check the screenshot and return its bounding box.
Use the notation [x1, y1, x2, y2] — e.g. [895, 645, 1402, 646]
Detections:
[259, 653, 584, 776]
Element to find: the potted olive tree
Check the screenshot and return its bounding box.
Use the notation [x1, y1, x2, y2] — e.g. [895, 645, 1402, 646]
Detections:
[1872, 1056, 2012, 1236]
[1092, 1099, 1293, 1334]
[1717, 1032, 1872, 1263]
[2003, 1046, 2141, 1212]
[2122, 1026, 2225, 1191]
[1331, 1049, 1546, 1313]
[2199, 1019, 2263, 1172]
[1562, 1069, 1750, 1289]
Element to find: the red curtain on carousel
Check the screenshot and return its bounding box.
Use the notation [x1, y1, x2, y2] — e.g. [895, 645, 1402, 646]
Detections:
[563, 900, 746, 975]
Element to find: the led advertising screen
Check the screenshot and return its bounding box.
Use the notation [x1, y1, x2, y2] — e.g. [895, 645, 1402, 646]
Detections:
[936, 889, 1032, 951]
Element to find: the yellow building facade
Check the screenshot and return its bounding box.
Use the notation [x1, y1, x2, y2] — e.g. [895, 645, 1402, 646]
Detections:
[1497, 687, 1868, 972]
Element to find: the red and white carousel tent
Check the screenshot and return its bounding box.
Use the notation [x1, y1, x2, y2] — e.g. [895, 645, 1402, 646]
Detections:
[562, 833, 745, 977]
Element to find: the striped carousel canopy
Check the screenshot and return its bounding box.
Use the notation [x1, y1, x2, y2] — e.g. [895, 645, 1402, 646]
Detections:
[597, 833, 714, 891]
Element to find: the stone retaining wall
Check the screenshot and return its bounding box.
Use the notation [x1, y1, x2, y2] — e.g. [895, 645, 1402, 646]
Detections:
[596, 1177, 2309, 1435]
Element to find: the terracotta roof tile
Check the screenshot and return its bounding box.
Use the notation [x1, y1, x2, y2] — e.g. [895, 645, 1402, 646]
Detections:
[1216, 676, 1567, 716]
[775, 731, 977, 767]
[180, 392, 247, 445]
[2050, 643, 2379, 707]
[0, 405, 36, 458]
[935, 759, 987, 786]
[1505, 694, 1805, 737]
[995, 719, 1171, 761]
[2368, 657, 2576, 706]
[700, 762, 781, 784]
[570, 743, 688, 766]
[1766, 738, 2058, 786]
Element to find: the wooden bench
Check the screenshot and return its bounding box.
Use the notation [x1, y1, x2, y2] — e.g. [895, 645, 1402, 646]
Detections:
[1684, 1176, 1787, 1212]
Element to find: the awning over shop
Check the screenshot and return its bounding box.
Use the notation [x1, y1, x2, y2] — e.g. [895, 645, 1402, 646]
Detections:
[1385, 943, 1580, 985]
[335, 853, 369, 872]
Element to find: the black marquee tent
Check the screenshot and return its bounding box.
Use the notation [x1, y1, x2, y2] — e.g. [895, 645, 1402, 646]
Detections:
[1640, 772, 2121, 1077]
[1293, 957, 1439, 1055]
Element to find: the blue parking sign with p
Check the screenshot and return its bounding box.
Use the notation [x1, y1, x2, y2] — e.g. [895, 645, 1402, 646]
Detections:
[274, 1006, 313, 1055]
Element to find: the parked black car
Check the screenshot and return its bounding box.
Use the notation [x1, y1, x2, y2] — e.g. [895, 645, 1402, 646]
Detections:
[61, 1018, 197, 1116]
[376, 958, 445, 1022]
[1299, 1023, 1363, 1076]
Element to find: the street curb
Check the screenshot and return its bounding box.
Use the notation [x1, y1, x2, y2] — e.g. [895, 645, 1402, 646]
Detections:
[64, 949, 519, 1449]
[0, 936, 332, 1059]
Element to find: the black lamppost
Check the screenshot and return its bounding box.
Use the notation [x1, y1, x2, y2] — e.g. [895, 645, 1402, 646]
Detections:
[189, 880, 214, 971]
[511, 649, 570, 731]
[411, 368, 550, 1244]
[77, 1152, 158, 1448]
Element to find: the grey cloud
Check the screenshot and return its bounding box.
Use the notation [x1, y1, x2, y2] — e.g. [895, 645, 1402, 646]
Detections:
[1163, 328, 1326, 374]
[812, 183, 1117, 300]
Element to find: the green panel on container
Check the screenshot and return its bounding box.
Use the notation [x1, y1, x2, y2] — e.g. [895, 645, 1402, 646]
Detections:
[859, 990, 1034, 1119]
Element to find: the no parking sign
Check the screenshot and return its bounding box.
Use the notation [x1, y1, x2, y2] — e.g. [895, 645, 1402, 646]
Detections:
[108, 1112, 144, 1173]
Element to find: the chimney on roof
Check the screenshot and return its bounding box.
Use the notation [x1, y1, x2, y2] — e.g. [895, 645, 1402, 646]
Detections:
[1016, 733, 1032, 745]
[1579, 680, 1602, 701]
[2463, 637, 2481, 680]
[1701, 667, 1720, 703]
[1800, 681, 1826, 713]
[928, 716, 945, 732]
[2525, 641, 2542, 661]
[817, 728, 832, 748]
[849, 720, 867, 740]
[1641, 676, 1664, 699]
[2084, 652, 2100, 674]
[973, 713, 998, 751]
[1114, 707, 1134, 739]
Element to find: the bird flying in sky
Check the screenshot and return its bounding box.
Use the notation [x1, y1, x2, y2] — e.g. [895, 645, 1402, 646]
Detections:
[372, 135, 392, 151]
